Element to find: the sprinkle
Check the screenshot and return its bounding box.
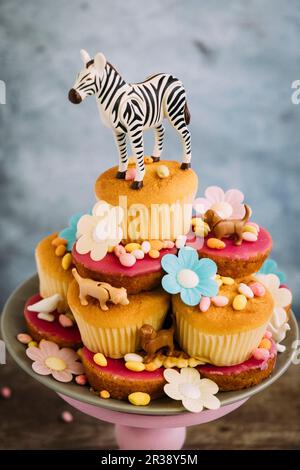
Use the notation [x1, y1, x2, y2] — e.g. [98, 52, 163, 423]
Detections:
[145, 356, 164, 371]
[188, 357, 205, 367]
[114, 244, 126, 257]
[264, 330, 272, 339]
[125, 168, 136, 181]
[141, 241, 151, 253]
[128, 392, 151, 406]
[207, 238, 226, 249]
[243, 225, 258, 235]
[211, 295, 229, 307]
[156, 165, 170, 178]
[75, 374, 87, 385]
[51, 237, 67, 247]
[232, 294, 247, 311]
[259, 338, 272, 350]
[93, 353, 107, 367]
[175, 235, 187, 249]
[163, 240, 175, 249]
[61, 253, 72, 270]
[144, 156, 153, 164]
[132, 249, 144, 259]
[149, 249, 160, 259]
[124, 353, 144, 363]
[238, 283, 254, 299]
[248, 222, 260, 232]
[28, 341, 38, 348]
[55, 244, 66, 257]
[216, 279, 223, 288]
[252, 348, 270, 361]
[249, 282, 266, 297]
[128, 156, 136, 165]
[37, 312, 55, 322]
[0, 387, 12, 399]
[125, 361, 145, 372]
[59, 314, 73, 328]
[242, 232, 258, 242]
[17, 333, 32, 344]
[150, 240, 164, 251]
[61, 411, 73, 423]
[221, 276, 234, 286]
[199, 296, 211, 312]
[100, 390, 110, 399]
[125, 242, 141, 253]
[119, 253, 136, 267]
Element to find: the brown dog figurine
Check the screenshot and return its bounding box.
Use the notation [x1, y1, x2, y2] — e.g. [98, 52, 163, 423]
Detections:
[72, 268, 129, 310]
[139, 316, 175, 363]
[204, 204, 251, 246]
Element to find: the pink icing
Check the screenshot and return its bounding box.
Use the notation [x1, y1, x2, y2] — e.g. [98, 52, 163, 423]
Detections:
[82, 347, 164, 381]
[199, 226, 272, 260]
[24, 294, 81, 343]
[198, 340, 277, 376]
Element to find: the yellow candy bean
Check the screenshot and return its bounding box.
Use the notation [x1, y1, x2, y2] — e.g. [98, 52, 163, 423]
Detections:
[156, 165, 170, 178]
[188, 357, 205, 367]
[221, 276, 235, 286]
[149, 240, 164, 251]
[259, 338, 272, 350]
[128, 392, 151, 406]
[100, 390, 110, 399]
[149, 249, 160, 259]
[125, 361, 145, 372]
[28, 341, 38, 348]
[176, 358, 189, 368]
[243, 225, 258, 235]
[145, 358, 163, 371]
[61, 253, 72, 270]
[125, 243, 141, 253]
[232, 294, 247, 311]
[207, 238, 226, 249]
[93, 353, 107, 367]
[55, 244, 66, 257]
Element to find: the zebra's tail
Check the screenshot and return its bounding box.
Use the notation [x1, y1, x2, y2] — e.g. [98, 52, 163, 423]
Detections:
[184, 102, 191, 125]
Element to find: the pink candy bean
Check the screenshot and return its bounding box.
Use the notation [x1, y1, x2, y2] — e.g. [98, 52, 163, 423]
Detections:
[125, 168, 136, 181]
[59, 314, 73, 328]
[119, 253, 136, 267]
[242, 232, 258, 242]
[199, 296, 211, 312]
[264, 330, 272, 339]
[17, 333, 32, 344]
[132, 249, 144, 260]
[75, 374, 87, 385]
[249, 282, 266, 297]
[141, 241, 151, 253]
[252, 348, 270, 361]
[61, 411, 73, 423]
[0, 387, 12, 399]
[163, 240, 175, 249]
[114, 245, 126, 258]
[211, 295, 229, 307]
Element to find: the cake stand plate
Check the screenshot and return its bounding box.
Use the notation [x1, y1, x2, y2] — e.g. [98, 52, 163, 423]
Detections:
[1, 275, 299, 449]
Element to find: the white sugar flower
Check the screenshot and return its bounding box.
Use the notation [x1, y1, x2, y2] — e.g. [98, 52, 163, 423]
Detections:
[76, 201, 123, 261]
[163, 367, 220, 413]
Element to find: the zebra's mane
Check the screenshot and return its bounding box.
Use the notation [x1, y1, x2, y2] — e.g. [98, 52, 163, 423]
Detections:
[86, 59, 121, 76]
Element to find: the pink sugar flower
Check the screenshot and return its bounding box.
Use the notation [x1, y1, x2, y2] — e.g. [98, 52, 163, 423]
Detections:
[193, 186, 246, 219]
[26, 340, 84, 382]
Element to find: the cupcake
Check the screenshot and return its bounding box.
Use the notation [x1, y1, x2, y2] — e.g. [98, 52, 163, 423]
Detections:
[35, 233, 73, 312]
[67, 279, 170, 358]
[172, 275, 274, 366]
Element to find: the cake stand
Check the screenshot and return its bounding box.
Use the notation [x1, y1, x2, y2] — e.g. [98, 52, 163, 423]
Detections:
[1, 275, 298, 450]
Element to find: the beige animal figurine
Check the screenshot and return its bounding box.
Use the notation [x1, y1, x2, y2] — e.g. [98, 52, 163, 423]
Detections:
[139, 317, 175, 363]
[72, 268, 129, 311]
[204, 204, 251, 246]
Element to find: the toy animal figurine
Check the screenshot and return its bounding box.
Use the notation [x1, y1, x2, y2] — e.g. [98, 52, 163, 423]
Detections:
[204, 204, 251, 246]
[72, 268, 129, 310]
[68, 49, 191, 190]
[139, 316, 175, 363]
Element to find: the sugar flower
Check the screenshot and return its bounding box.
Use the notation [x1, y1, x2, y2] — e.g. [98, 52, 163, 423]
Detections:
[161, 247, 218, 306]
[26, 340, 84, 382]
[59, 212, 87, 251]
[193, 186, 246, 219]
[76, 201, 124, 261]
[163, 368, 220, 413]
[257, 259, 287, 285]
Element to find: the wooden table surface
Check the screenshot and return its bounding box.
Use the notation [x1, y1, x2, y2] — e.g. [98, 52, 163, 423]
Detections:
[1, 351, 299, 450]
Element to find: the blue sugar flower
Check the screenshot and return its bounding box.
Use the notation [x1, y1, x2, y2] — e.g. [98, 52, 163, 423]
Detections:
[59, 212, 86, 251]
[258, 259, 286, 284]
[161, 247, 218, 306]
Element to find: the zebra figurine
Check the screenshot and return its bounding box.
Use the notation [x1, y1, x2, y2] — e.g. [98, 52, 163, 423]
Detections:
[68, 50, 191, 189]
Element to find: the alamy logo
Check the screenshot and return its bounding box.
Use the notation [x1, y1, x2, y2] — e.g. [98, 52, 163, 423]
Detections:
[291, 80, 300, 104]
[0, 340, 6, 364]
[0, 80, 6, 104]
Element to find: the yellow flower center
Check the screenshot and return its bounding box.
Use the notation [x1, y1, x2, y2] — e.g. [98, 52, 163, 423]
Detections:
[45, 356, 67, 371]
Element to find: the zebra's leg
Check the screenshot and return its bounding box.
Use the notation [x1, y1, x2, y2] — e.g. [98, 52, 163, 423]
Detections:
[168, 111, 191, 170]
[152, 123, 165, 162]
[128, 127, 145, 189]
[114, 132, 128, 179]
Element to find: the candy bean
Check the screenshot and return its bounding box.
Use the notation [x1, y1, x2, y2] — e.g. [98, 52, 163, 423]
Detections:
[125, 243, 141, 253]
[124, 353, 144, 363]
[125, 168, 136, 181]
[175, 235, 187, 249]
[207, 238, 226, 249]
[144, 156, 153, 164]
[132, 249, 144, 259]
[0, 387, 12, 399]
[125, 361, 145, 372]
[199, 296, 211, 312]
[59, 314, 73, 327]
[264, 330, 272, 339]
[176, 358, 189, 368]
[100, 390, 110, 399]
[242, 232, 258, 242]
[216, 279, 223, 288]
[156, 165, 170, 178]
[61, 253, 72, 270]
[163, 240, 175, 249]
[61, 411, 73, 423]
[243, 225, 258, 235]
[221, 276, 234, 286]
[150, 240, 164, 251]
[128, 156, 136, 165]
[145, 357, 163, 371]
[93, 353, 107, 367]
[232, 294, 247, 311]
[141, 241, 151, 253]
[128, 392, 151, 406]
[149, 249, 160, 259]
[259, 338, 272, 350]
[51, 237, 67, 247]
[119, 253, 136, 267]
[252, 348, 270, 361]
[248, 222, 260, 232]
[114, 244, 126, 257]
[249, 282, 266, 297]
[37, 312, 55, 322]
[28, 341, 38, 348]
[55, 244, 66, 257]
[17, 333, 32, 344]
[188, 357, 205, 367]
[211, 295, 229, 307]
[238, 283, 254, 299]
[75, 374, 87, 385]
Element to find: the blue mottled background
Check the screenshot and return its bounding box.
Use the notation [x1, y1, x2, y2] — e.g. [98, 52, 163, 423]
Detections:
[0, 0, 300, 314]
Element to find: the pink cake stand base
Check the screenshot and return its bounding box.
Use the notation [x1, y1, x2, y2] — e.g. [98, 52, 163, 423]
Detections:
[59, 394, 248, 450]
